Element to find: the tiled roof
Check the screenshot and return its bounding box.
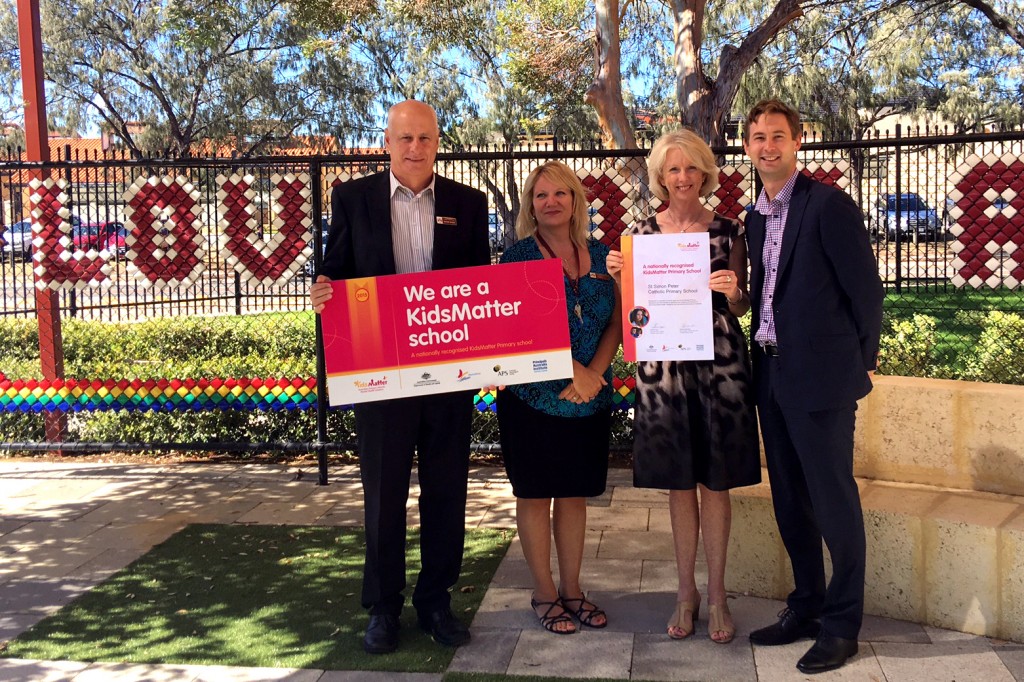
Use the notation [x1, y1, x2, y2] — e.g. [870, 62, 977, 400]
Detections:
[45, 137, 107, 160]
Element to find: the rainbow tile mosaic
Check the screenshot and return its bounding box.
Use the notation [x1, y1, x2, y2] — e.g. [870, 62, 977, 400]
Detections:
[0, 375, 637, 413]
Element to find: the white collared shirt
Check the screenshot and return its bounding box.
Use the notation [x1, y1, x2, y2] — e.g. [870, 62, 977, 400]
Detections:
[390, 171, 436, 274]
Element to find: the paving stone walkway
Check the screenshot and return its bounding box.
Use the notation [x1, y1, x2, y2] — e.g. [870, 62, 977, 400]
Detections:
[0, 459, 1022, 681]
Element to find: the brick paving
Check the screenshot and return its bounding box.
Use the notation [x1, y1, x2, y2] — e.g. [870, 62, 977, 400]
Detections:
[0, 459, 1020, 681]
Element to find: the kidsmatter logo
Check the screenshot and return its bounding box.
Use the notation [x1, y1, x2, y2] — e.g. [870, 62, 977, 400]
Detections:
[676, 241, 701, 250]
[353, 376, 388, 392]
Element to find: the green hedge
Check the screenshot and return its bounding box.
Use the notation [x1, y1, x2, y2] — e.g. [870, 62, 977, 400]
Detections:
[0, 314, 317, 379]
[876, 310, 1024, 384]
[3, 303, 1022, 450]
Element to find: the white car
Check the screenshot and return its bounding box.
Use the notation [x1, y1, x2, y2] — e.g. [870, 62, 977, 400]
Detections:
[1, 220, 33, 260]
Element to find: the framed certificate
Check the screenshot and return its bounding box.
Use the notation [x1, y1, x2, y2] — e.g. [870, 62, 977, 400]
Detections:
[619, 232, 714, 362]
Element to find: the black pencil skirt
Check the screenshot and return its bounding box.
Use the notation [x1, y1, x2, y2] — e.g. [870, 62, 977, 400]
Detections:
[496, 389, 611, 499]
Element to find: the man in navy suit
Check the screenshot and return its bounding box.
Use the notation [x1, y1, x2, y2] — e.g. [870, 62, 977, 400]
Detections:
[310, 100, 490, 654]
[743, 99, 883, 674]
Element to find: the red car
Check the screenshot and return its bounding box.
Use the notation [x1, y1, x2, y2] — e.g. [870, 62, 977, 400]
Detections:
[72, 221, 124, 252]
[104, 224, 129, 256]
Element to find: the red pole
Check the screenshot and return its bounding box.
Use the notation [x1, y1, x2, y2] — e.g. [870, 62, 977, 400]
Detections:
[17, 0, 67, 446]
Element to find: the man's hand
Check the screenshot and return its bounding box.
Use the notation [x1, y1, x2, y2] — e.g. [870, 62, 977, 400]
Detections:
[310, 275, 334, 313]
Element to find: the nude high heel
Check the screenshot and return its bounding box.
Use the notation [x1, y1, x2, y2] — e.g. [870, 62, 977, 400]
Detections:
[667, 596, 700, 639]
[707, 603, 735, 644]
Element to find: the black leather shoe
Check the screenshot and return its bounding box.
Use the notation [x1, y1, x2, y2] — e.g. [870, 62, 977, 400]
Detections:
[418, 607, 471, 647]
[363, 614, 400, 654]
[796, 634, 859, 674]
[749, 608, 821, 646]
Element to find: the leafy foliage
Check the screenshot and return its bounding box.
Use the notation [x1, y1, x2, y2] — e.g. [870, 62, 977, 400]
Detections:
[878, 313, 943, 378]
[962, 311, 1024, 384]
[0, 315, 316, 379]
[736, 0, 1024, 137]
[0, 0, 377, 156]
[1, 0, 1020, 151]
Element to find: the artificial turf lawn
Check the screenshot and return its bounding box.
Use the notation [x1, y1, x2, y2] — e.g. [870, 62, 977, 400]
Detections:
[1, 524, 512, 673]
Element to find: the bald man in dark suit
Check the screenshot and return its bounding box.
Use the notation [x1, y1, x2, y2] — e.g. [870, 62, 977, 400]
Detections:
[310, 100, 490, 654]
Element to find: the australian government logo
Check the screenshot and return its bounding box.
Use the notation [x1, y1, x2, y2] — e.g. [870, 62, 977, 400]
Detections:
[413, 371, 441, 388]
[353, 376, 388, 393]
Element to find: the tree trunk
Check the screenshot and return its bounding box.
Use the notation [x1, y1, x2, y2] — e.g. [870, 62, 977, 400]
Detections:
[672, 0, 716, 141]
[587, 0, 637, 149]
[674, 0, 804, 146]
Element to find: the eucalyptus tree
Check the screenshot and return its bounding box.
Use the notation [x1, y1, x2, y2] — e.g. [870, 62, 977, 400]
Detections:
[585, 0, 1023, 147]
[0, 0, 376, 156]
[735, 0, 1024, 137]
[925, 1, 1024, 132]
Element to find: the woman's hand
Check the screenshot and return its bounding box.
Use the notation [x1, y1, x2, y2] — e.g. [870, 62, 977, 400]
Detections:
[709, 269, 741, 304]
[310, 275, 334, 313]
[605, 250, 624, 283]
[559, 361, 607, 404]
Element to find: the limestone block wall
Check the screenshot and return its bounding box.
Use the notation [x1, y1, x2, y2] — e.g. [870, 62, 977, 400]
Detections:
[855, 376, 1024, 496]
[729, 376, 1024, 640]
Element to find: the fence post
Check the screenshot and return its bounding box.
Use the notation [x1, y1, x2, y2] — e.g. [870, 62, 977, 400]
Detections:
[894, 124, 903, 294]
[18, 0, 67, 447]
[311, 159, 329, 485]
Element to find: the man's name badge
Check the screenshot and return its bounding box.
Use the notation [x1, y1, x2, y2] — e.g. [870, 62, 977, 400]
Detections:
[436, 216, 458, 225]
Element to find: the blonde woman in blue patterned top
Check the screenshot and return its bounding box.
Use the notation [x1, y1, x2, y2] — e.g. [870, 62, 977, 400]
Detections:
[497, 161, 621, 635]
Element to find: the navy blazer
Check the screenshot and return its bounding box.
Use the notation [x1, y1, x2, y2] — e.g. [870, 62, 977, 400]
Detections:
[746, 173, 884, 410]
[320, 171, 491, 280]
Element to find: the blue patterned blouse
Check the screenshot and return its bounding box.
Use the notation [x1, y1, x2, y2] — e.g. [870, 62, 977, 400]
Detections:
[500, 237, 616, 417]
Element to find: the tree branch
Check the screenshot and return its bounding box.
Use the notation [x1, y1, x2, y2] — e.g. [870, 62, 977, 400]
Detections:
[958, 0, 1024, 49]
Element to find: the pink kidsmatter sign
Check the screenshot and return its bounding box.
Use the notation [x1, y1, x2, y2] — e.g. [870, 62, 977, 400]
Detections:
[320, 259, 574, 405]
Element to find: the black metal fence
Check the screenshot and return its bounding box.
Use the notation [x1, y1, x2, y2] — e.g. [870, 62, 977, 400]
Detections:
[1, 127, 1023, 456]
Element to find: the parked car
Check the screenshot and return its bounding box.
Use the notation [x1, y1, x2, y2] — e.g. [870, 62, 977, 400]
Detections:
[1, 220, 33, 260]
[870, 193, 942, 241]
[104, 224, 129, 257]
[73, 220, 124, 252]
[71, 223, 100, 250]
[992, 196, 1013, 213]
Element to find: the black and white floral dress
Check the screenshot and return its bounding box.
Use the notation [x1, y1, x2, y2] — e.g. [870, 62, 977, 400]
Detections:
[629, 214, 761, 491]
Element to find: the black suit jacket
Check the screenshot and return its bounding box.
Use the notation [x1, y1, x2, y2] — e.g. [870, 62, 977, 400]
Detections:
[746, 173, 884, 411]
[320, 171, 490, 280]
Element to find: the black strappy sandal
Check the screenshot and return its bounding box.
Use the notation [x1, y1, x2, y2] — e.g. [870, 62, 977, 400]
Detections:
[560, 593, 608, 629]
[530, 596, 577, 635]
